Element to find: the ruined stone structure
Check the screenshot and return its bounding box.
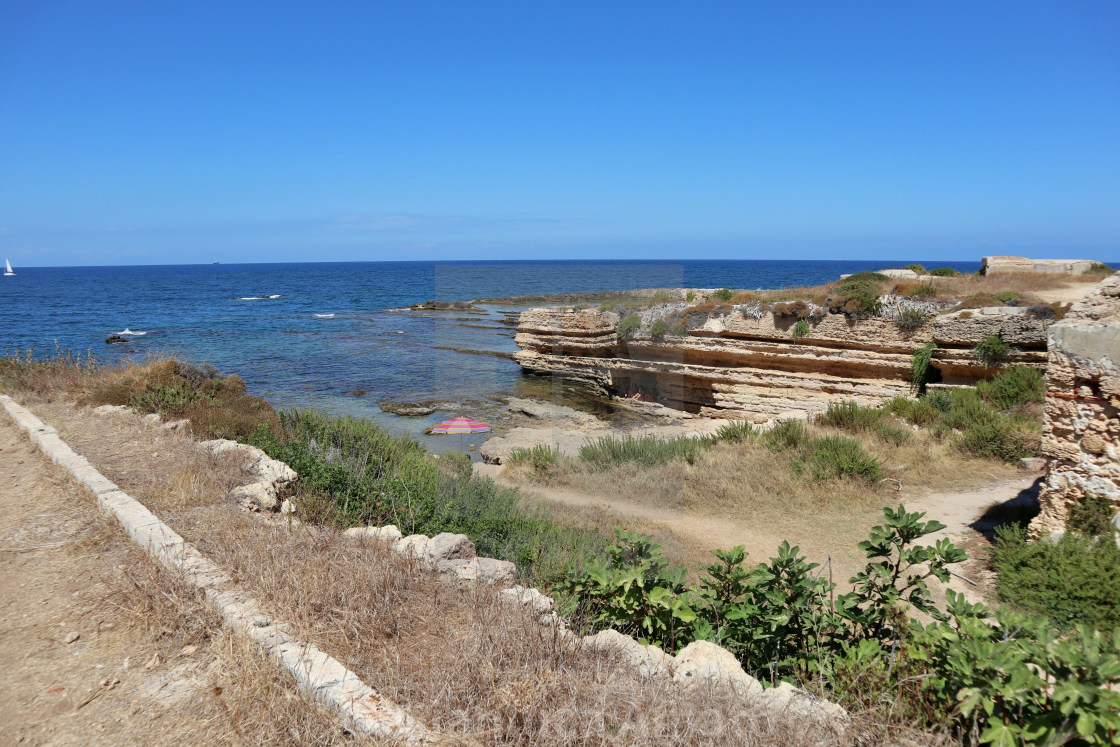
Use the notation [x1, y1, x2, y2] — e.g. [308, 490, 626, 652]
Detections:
[514, 304, 1051, 421]
[1030, 274, 1120, 539]
[982, 256, 1096, 276]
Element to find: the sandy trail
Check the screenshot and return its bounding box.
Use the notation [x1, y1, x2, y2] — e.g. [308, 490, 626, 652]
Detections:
[486, 462, 1040, 596]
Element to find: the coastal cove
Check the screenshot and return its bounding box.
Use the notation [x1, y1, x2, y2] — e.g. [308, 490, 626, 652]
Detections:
[2, 259, 980, 448]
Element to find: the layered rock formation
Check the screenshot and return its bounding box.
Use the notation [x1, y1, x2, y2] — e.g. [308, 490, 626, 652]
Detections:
[982, 256, 1097, 275]
[515, 304, 1051, 421]
[1031, 274, 1120, 539]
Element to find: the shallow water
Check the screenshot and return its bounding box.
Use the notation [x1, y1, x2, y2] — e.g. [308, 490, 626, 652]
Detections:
[2, 259, 979, 447]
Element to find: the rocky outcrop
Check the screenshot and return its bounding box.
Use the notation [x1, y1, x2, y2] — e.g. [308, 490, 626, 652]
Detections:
[982, 256, 1097, 275]
[1031, 274, 1120, 539]
[200, 439, 297, 511]
[515, 304, 1050, 421]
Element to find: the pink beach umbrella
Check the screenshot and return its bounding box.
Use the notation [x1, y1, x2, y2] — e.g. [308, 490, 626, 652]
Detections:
[430, 416, 491, 452]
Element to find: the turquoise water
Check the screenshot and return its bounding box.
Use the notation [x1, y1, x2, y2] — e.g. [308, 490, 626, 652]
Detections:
[2, 259, 979, 441]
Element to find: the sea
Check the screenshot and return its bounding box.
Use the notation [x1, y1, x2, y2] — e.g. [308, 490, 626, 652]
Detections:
[2, 259, 981, 448]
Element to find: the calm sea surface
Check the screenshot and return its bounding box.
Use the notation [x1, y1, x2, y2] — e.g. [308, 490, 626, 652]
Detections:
[2, 260, 979, 442]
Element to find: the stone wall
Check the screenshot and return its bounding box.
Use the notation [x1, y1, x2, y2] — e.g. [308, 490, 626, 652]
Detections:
[515, 305, 1050, 421]
[1030, 274, 1120, 539]
[982, 256, 1096, 275]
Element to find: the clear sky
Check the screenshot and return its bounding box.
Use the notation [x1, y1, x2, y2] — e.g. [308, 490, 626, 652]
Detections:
[1, 1, 1117, 266]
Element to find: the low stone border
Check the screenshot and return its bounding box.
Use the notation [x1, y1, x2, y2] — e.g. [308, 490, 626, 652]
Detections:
[1, 395, 435, 743]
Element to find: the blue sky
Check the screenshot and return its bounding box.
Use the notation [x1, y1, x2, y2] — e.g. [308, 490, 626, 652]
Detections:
[1, 1, 1117, 266]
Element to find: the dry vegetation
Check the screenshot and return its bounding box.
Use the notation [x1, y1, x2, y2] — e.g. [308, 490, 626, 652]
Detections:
[17, 399, 907, 745]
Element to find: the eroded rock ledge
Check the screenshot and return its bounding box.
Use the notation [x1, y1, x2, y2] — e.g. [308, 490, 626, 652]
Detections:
[514, 304, 1051, 421]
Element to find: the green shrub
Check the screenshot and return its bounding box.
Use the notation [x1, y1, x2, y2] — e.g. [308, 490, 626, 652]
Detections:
[558, 529, 695, 650]
[711, 288, 734, 302]
[579, 433, 710, 470]
[685, 290, 695, 302]
[929, 267, 959, 277]
[795, 434, 883, 482]
[1068, 494, 1118, 537]
[994, 291, 1021, 304]
[713, 419, 756, 443]
[436, 451, 473, 478]
[976, 365, 1044, 409]
[992, 524, 1120, 632]
[955, 416, 1035, 462]
[508, 444, 561, 476]
[1083, 261, 1115, 276]
[791, 319, 811, 338]
[874, 422, 912, 446]
[972, 334, 1012, 368]
[885, 396, 940, 426]
[817, 400, 884, 432]
[250, 410, 605, 581]
[616, 313, 641, 342]
[904, 263, 927, 274]
[896, 308, 929, 331]
[763, 419, 811, 451]
[649, 319, 668, 340]
[829, 273, 887, 318]
[910, 342, 936, 394]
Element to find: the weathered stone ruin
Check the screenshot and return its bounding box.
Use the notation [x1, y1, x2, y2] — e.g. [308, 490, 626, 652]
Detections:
[982, 255, 1097, 275]
[514, 302, 1051, 421]
[1030, 273, 1120, 539]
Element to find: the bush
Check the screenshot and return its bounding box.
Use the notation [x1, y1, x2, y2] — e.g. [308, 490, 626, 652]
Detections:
[971, 335, 1012, 368]
[828, 273, 887, 318]
[817, 400, 884, 432]
[1026, 303, 1056, 320]
[773, 300, 811, 319]
[685, 290, 695, 302]
[507, 444, 560, 477]
[436, 451, 473, 478]
[1068, 494, 1118, 537]
[895, 308, 929, 330]
[616, 313, 641, 342]
[910, 342, 936, 394]
[904, 263, 927, 274]
[251, 409, 605, 581]
[791, 319, 811, 338]
[713, 419, 756, 443]
[711, 288, 734, 303]
[579, 433, 710, 470]
[1084, 261, 1115, 276]
[992, 524, 1120, 632]
[762, 419, 811, 451]
[929, 267, 959, 277]
[994, 291, 1021, 304]
[795, 435, 883, 482]
[884, 396, 940, 426]
[955, 416, 1035, 462]
[976, 366, 1044, 409]
[649, 319, 668, 340]
[906, 283, 937, 298]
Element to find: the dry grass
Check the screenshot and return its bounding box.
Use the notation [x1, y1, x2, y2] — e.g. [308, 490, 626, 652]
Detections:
[16, 397, 954, 744]
[512, 422, 1018, 522]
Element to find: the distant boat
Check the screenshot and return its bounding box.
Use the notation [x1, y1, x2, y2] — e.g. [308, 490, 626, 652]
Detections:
[3, 259, 13, 276]
[213, 261, 220, 264]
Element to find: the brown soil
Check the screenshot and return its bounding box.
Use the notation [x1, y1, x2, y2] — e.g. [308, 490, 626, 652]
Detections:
[0, 413, 366, 746]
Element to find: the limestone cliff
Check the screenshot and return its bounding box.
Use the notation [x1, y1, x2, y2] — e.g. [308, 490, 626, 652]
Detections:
[514, 304, 1050, 421]
[1030, 274, 1120, 539]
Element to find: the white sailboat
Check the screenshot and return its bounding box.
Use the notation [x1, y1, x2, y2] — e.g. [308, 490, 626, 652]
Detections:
[3, 259, 13, 276]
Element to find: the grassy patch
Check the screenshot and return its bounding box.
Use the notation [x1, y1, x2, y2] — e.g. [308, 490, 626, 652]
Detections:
[252, 409, 605, 581]
[976, 365, 1044, 409]
[711, 288, 734, 302]
[579, 433, 710, 470]
[713, 419, 756, 443]
[507, 444, 561, 477]
[1084, 261, 1115, 276]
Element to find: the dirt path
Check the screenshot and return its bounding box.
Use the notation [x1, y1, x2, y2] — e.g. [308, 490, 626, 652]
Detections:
[0, 413, 361, 745]
[487, 463, 1040, 592]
